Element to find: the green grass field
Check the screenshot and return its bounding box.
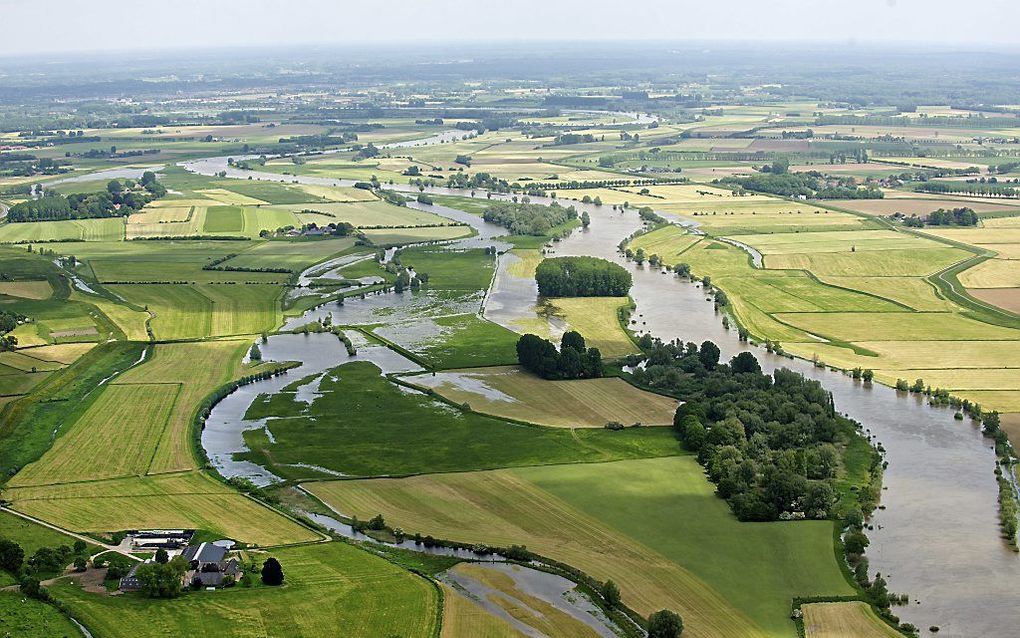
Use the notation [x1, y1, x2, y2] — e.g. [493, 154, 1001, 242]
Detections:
[309, 456, 852, 638]
[10, 383, 180, 486]
[202, 205, 245, 233]
[219, 238, 356, 271]
[0, 342, 145, 479]
[54, 541, 439, 638]
[0, 591, 82, 638]
[107, 283, 281, 339]
[240, 360, 679, 480]
[0, 509, 81, 553]
[628, 225, 702, 264]
[0, 218, 124, 243]
[70, 240, 289, 284]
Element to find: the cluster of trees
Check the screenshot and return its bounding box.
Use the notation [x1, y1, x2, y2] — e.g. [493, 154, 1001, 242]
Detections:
[553, 133, 598, 145]
[482, 201, 577, 236]
[628, 337, 862, 522]
[136, 555, 190, 598]
[535, 256, 631, 297]
[444, 171, 512, 193]
[0, 537, 93, 602]
[516, 331, 604, 380]
[721, 165, 883, 199]
[900, 207, 978, 227]
[8, 172, 166, 222]
[0, 310, 23, 350]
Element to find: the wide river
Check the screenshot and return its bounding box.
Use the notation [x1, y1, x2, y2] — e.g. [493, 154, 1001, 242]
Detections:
[184, 139, 1017, 636]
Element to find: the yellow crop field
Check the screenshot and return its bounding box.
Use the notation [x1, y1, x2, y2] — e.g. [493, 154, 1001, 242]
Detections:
[959, 258, 1020, 288]
[802, 602, 902, 638]
[765, 247, 969, 276]
[409, 366, 678, 427]
[775, 311, 1020, 342]
[738, 230, 943, 254]
[196, 188, 268, 205]
[817, 276, 958, 311]
[107, 283, 282, 339]
[70, 292, 150, 340]
[544, 297, 639, 358]
[359, 225, 473, 244]
[6, 472, 317, 546]
[284, 200, 452, 227]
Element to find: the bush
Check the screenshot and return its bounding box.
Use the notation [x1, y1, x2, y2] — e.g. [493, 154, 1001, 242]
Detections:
[647, 609, 684, 637]
[261, 557, 284, 586]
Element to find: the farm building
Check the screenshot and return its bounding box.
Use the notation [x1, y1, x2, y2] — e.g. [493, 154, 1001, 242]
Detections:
[183, 542, 242, 588]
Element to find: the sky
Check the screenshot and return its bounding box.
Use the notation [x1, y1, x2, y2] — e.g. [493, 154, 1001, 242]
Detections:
[1, 0, 1018, 56]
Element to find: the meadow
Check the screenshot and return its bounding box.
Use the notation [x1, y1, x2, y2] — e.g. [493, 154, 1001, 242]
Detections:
[308, 456, 853, 638]
[240, 361, 680, 480]
[0, 218, 124, 243]
[107, 284, 282, 339]
[0, 592, 83, 638]
[54, 541, 439, 638]
[408, 366, 678, 427]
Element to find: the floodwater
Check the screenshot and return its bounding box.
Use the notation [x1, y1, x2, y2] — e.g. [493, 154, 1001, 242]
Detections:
[200, 332, 422, 486]
[187, 152, 1018, 636]
[440, 562, 623, 638]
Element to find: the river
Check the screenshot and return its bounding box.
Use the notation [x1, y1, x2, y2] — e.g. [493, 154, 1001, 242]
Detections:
[184, 151, 1016, 636]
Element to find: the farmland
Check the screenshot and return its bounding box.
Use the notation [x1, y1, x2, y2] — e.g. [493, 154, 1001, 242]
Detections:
[4, 39, 1020, 638]
[239, 361, 679, 480]
[307, 456, 853, 638]
[801, 602, 903, 638]
[408, 366, 678, 427]
[53, 541, 439, 638]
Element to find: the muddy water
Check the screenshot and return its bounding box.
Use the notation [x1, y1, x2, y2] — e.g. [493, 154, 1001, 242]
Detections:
[441, 562, 622, 638]
[186, 156, 1016, 636]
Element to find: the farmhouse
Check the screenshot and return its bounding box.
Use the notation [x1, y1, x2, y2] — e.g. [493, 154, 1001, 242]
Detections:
[183, 542, 242, 588]
[118, 562, 145, 592]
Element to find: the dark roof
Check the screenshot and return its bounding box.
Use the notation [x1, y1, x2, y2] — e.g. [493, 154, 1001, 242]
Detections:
[182, 542, 227, 564]
[192, 571, 224, 587]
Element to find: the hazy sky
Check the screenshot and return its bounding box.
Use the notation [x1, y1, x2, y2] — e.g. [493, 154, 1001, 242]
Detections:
[2, 0, 1018, 56]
